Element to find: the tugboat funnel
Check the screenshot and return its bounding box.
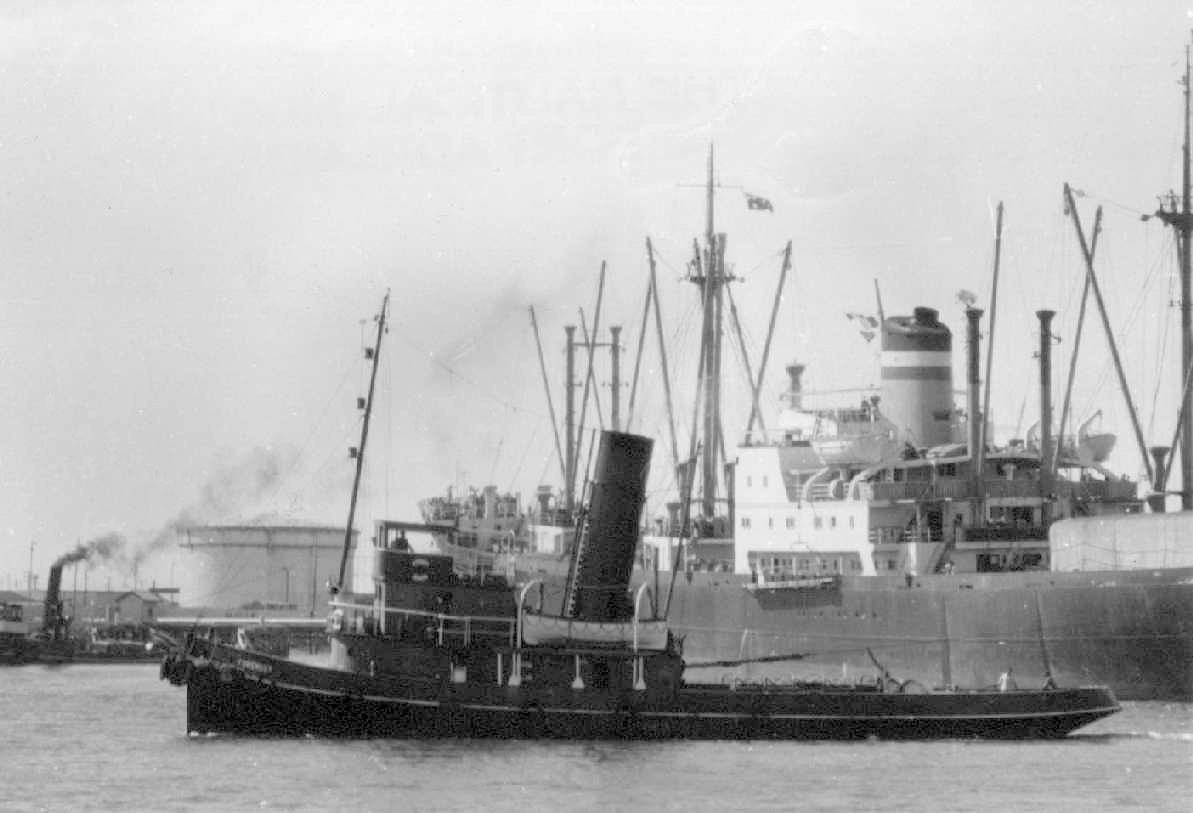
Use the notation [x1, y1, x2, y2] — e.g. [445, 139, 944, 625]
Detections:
[564, 431, 653, 622]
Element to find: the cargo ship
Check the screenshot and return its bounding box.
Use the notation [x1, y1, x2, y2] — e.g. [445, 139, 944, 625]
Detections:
[420, 70, 1193, 700]
[421, 307, 1193, 701]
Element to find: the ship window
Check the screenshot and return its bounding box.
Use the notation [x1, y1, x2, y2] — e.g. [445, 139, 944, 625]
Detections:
[798, 558, 810, 571]
[741, 516, 752, 529]
[849, 516, 855, 529]
[814, 516, 823, 529]
[786, 517, 795, 529]
[830, 516, 837, 528]
[768, 517, 774, 529]
[746, 475, 753, 488]
[938, 463, 956, 477]
[832, 559, 840, 571]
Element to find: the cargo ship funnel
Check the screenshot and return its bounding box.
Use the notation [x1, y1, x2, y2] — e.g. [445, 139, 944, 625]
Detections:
[563, 431, 653, 622]
[880, 307, 954, 449]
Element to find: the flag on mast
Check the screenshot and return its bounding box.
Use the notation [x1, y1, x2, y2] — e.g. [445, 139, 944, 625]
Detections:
[745, 192, 773, 212]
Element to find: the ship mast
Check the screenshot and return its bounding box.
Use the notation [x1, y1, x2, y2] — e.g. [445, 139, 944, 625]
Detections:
[1153, 41, 1193, 511]
[689, 144, 734, 523]
[335, 291, 390, 594]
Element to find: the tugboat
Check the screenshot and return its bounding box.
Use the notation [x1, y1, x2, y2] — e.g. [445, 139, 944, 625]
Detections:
[0, 559, 77, 665]
[159, 295, 1120, 739]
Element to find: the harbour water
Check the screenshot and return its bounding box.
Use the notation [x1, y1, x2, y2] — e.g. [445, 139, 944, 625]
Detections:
[1, 664, 1189, 812]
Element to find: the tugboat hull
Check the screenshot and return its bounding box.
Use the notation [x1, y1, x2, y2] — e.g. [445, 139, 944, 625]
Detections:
[172, 642, 1118, 740]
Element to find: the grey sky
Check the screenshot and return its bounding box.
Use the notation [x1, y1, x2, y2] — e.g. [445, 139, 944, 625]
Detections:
[1, 2, 1189, 591]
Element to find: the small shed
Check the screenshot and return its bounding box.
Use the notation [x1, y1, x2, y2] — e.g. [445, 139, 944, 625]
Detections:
[113, 591, 164, 624]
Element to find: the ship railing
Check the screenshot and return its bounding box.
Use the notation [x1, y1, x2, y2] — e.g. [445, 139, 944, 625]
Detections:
[959, 525, 1048, 543]
[865, 480, 969, 502]
[1056, 478, 1138, 501]
[330, 599, 517, 647]
[863, 476, 1137, 503]
[868, 527, 933, 546]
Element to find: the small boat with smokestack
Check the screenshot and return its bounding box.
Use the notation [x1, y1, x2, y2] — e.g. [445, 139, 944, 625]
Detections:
[159, 293, 1119, 739]
[0, 552, 80, 664]
[2, 539, 170, 666]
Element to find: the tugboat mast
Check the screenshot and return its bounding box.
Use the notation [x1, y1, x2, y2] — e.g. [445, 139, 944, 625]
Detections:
[335, 291, 390, 593]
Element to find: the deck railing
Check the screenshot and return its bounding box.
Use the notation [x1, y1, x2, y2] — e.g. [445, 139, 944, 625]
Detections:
[330, 599, 517, 647]
[863, 477, 1137, 503]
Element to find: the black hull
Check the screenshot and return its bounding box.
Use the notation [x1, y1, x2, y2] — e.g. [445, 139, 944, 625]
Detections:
[0, 639, 74, 666]
[174, 644, 1118, 741]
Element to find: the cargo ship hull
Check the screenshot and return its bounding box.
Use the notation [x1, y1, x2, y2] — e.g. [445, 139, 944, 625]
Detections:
[429, 536, 1193, 701]
[659, 568, 1193, 701]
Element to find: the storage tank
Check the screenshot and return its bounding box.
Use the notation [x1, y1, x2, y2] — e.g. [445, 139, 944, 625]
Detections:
[176, 525, 356, 613]
[880, 307, 954, 448]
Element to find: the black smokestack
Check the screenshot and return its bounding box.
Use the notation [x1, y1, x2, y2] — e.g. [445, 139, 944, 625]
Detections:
[1037, 310, 1056, 523]
[43, 562, 64, 639]
[564, 430, 653, 622]
[966, 307, 984, 494]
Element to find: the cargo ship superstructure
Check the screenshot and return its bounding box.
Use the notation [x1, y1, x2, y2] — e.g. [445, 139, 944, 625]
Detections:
[660, 304, 1192, 701]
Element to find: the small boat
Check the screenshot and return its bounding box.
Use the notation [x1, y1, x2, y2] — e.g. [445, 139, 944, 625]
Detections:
[161, 325, 1120, 740]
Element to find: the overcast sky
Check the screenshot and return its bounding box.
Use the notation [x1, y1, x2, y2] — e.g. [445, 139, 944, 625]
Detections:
[2, 2, 1190, 592]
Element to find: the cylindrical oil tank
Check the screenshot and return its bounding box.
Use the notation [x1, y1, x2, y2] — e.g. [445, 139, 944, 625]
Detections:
[880, 307, 953, 449]
[175, 525, 356, 613]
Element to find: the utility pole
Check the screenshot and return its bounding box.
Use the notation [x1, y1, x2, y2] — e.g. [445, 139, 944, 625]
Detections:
[27, 540, 34, 596]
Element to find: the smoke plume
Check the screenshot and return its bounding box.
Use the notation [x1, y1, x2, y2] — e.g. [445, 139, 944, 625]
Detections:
[132, 445, 303, 569]
[53, 532, 128, 568]
[59, 446, 305, 582]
